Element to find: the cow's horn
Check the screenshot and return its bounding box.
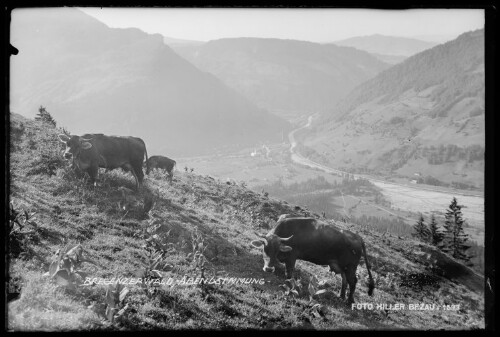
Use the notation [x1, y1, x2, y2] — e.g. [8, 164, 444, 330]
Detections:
[81, 137, 93, 142]
[279, 235, 293, 242]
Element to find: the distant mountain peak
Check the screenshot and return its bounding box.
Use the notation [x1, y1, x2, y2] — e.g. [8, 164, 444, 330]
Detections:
[334, 34, 438, 57]
[162, 35, 204, 46]
[171, 36, 389, 119]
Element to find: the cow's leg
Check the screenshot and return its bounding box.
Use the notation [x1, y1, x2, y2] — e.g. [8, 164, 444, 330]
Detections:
[135, 165, 144, 184]
[330, 261, 347, 300]
[346, 267, 358, 304]
[123, 163, 140, 190]
[132, 170, 141, 190]
[340, 272, 348, 300]
[88, 166, 99, 187]
[136, 164, 145, 190]
[284, 255, 297, 279]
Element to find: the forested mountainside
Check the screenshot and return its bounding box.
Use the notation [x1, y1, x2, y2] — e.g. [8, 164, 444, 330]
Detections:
[172, 37, 389, 119]
[303, 29, 484, 189]
[10, 8, 289, 157]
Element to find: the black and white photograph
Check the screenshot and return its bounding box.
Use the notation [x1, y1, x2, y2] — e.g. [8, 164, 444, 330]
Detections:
[6, 6, 491, 330]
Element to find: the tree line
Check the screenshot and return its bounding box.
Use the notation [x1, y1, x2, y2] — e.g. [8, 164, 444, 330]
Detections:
[424, 144, 484, 165]
[412, 197, 476, 267]
[256, 175, 385, 199]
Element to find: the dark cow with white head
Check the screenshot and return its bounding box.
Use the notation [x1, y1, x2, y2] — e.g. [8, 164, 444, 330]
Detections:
[58, 133, 148, 190]
[252, 215, 375, 304]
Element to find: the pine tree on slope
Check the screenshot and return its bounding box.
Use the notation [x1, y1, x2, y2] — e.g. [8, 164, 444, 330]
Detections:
[35, 105, 57, 127]
[413, 213, 430, 243]
[442, 197, 470, 262]
[428, 213, 445, 247]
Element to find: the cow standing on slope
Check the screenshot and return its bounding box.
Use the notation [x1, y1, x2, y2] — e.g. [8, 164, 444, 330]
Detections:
[146, 155, 176, 182]
[251, 215, 375, 304]
[58, 133, 148, 190]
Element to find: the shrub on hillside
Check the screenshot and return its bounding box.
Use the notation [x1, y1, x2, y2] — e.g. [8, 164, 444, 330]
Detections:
[9, 202, 39, 259]
[10, 121, 25, 146]
[26, 153, 67, 176]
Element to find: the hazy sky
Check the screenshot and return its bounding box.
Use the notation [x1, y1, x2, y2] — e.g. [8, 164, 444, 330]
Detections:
[78, 7, 484, 43]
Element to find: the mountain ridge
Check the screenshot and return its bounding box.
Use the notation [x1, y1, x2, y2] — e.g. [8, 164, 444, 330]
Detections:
[171, 37, 389, 119]
[163, 36, 204, 46]
[10, 8, 289, 157]
[333, 34, 438, 57]
[302, 29, 484, 189]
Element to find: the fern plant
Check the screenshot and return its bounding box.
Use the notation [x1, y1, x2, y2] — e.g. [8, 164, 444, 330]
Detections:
[46, 243, 99, 291]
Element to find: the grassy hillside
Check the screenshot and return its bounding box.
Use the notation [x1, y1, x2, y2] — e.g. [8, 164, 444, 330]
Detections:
[7, 113, 484, 330]
[331, 30, 484, 118]
[303, 29, 484, 189]
[172, 38, 388, 119]
[10, 8, 289, 157]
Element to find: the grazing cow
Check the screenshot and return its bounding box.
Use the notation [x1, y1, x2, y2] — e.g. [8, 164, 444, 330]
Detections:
[251, 216, 374, 304]
[58, 133, 148, 190]
[146, 155, 176, 181]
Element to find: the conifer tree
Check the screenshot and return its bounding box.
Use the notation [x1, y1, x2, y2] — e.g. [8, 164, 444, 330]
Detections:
[428, 214, 444, 247]
[413, 213, 430, 242]
[442, 197, 470, 262]
[35, 106, 57, 127]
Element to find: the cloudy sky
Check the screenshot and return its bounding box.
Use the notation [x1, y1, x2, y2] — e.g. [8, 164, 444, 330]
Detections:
[77, 7, 484, 43]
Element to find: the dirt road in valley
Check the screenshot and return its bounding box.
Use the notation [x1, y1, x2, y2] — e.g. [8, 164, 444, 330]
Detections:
[289, 116, 484, 228]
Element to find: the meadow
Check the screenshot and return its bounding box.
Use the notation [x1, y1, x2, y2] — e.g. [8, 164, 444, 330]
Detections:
[7, 114, 485, 330]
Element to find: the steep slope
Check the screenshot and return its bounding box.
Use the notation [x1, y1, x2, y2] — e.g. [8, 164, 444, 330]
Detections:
[303, 29, 485, 189]
[334, 34, 438, 57]
[10, 8, 289, 157]
[7, 113, 484, 330]
[172, 38, 389, 119]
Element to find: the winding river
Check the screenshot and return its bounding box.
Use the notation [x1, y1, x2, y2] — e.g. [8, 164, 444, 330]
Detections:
[288, 116, 484, 228]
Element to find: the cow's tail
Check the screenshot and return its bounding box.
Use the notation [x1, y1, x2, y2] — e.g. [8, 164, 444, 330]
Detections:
[171, 160, 177, 182]
[143, 142, 149, 175]
[362, 241, 375, 296]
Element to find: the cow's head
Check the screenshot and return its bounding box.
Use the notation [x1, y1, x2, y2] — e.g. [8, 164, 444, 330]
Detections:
[251, 234, 293, 273]
[58, 134, 93, 160]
